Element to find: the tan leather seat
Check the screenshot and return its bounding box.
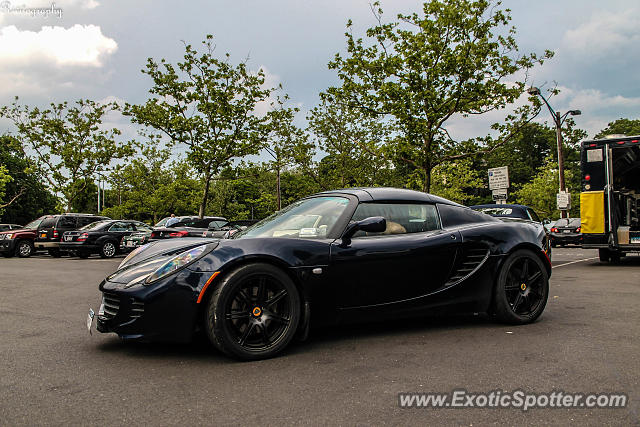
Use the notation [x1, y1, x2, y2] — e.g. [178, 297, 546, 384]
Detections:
[382, 221, 406, 235]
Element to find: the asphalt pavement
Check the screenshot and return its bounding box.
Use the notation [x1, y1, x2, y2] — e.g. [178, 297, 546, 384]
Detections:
[0, 248, 638, 425]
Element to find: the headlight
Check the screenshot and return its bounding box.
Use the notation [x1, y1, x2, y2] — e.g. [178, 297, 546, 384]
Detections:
[145, 244, 208, 284]
[5, 234, 14, 240]
[118, 243, 150, 269]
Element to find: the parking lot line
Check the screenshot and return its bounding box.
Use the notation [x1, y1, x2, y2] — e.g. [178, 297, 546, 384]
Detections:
[552, 257, 599, 269]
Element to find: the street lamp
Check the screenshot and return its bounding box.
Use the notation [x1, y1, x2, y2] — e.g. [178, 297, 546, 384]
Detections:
[527, 86, 581, 218]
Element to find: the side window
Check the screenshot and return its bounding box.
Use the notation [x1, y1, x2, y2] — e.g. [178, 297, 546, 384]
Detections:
[57, 216, 77, 229]
[351, 203, 441, 237]
[109, 222, 131, 232]
[78, 217, 96, 227]
[135, 223, 152, 232]
[438, 204, 490, 228]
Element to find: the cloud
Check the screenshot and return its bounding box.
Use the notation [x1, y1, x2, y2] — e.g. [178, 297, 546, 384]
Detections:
[562, 8, 640, 58]
[0, 24, 117, 67]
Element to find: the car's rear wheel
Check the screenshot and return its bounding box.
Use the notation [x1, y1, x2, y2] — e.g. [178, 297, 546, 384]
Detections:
[205, 263, 301, 360]
[16, 240, 34, 258]
[493, 249, 549, 324]
[100, 241, 117, 258]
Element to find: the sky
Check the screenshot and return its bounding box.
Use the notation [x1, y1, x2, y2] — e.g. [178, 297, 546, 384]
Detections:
[1, 0, 639, 145]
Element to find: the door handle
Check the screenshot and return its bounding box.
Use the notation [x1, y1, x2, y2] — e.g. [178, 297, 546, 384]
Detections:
[450, 234, 456, 240]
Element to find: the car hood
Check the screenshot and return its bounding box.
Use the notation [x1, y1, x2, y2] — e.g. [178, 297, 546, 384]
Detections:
[0, 227, 34, 234]
[108, 237, 218, 284]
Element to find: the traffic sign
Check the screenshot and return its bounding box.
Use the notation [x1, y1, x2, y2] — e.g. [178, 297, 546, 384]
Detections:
[488, 166, 509, 190]
[492, 189, 508, 202]
[557, 192, 571, 210]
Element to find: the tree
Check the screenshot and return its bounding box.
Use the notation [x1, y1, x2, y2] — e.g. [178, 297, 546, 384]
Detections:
[0, 98, 131, 211]
[595, 118, 640, 139]
[514, 156, 580, 219]
[263, 97, 313, 210]
[126, 35, 274, 218]
[428, 158, 483, 204]
[327, 0, 552, 192]
[307, 94, 396, 189]
[0, 135, 57, 223]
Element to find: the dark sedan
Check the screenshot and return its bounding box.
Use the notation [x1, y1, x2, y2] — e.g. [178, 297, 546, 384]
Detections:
[469, 204, 542, 222]
[60, 220, 153, 258]
[149, 216, 227, 240]
[550, 218, 582, 247]
[90, 188, 551, 360]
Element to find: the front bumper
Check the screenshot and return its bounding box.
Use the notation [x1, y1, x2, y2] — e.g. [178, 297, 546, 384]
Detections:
[95, 269, 213, 343]
[0, 239, 17, 254]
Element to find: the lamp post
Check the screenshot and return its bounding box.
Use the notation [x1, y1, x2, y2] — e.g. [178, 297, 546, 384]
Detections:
[527, 87, 581, 219]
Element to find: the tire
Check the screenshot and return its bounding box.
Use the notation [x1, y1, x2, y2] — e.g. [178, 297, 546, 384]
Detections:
[610, 252, 621, 264]
[100, 241, 117, 258]
[48, 248, 61, 258]
[598, 248, 610, 263]
[205, 263, 301, 360]
[551, 241, 557, 248]
[77, 250, 90, 259]
[493, 249, 549, 325]
[2, 251, 13, 258]
[16, 240, 34, 258]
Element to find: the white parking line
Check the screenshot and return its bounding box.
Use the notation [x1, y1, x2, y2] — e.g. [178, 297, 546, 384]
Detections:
[552, 257, 599, 269]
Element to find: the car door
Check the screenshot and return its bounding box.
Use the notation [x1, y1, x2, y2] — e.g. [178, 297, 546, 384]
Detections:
[329, 202, 459, 308]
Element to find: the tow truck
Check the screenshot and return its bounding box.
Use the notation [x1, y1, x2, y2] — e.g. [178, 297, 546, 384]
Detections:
[580, 135, 640, 262]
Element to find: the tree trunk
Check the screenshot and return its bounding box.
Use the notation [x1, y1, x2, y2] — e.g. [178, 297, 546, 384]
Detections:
[422, 167, 431, 193]
[199, 164, 212, 218]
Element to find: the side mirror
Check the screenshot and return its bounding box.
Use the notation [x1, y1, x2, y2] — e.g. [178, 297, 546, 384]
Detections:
[341, 216, 386, 246]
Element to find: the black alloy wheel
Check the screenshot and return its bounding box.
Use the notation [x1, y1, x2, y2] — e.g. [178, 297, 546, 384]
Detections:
[206, 263, 300, 360]
[493, 249, 549, 324]
[16, 240, 34, 258]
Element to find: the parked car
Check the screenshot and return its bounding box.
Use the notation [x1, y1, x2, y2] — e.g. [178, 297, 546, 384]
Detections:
[470, 203, 551, 256]
[91, 188, 551, 360]
[201, 220, 257, 239]
[36, 213, 110, 257]
[60, 220, 152, 258]
[0, 224, 22, 232]
[550, 218, 582, 247]
[149, 216, 227, 240]
[469, 204, 542, 222]
[0, 217, 45, 258]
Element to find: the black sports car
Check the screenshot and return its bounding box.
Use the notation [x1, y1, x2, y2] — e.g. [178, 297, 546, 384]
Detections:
[90, 188, 551, 360]
[61, 220, 153, 258]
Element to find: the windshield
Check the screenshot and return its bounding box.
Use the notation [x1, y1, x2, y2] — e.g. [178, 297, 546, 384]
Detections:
[235, 196, 350, 239]
[24, 217, 44, 230]
[155, 217, 170, 227]
[80, 220, 111, 231]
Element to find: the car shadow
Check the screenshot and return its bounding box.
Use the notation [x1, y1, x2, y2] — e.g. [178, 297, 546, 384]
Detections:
[94, 314, 495, 363]
[586, 254, 640, 267]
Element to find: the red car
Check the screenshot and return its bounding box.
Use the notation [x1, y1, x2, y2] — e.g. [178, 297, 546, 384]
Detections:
[0, 217, 45, 258]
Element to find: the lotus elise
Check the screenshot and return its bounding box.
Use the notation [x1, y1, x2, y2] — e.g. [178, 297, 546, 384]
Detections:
[90, 188, 551, 360]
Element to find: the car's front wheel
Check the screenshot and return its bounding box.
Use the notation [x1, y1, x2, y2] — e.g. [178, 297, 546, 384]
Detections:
[493, 249, 549, 324]
[100, 241, 117, 258]
[205, 263, 301, 360]
[16, 240, 34, 258]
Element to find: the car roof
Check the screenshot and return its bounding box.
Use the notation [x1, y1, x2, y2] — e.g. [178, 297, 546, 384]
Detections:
[316, 187, 463, 206]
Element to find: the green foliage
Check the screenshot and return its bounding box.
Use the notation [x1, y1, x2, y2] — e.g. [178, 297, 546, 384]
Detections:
[513, 157, 580, 219]
[0, 98, 132, 211]
[327, 0, 552, 191]
[0, 165, 11, 215]
[126, 35, 276, 217]
[594, 118, 640, 139]
[429, 158, 483, 204]
[0, 135, 57, 223]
